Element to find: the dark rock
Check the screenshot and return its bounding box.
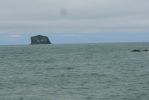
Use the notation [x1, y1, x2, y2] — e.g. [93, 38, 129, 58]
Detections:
[31, 35, 51, 44]
[131, 49, 141, 52]
[143, 49, 149, 52]
[131, 49, 149, 52]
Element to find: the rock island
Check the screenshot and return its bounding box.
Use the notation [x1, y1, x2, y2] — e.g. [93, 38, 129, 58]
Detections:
[31, 35, 51, 44]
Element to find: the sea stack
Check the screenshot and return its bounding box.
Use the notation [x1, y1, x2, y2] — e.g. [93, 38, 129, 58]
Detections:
[31, 35, 51, 44]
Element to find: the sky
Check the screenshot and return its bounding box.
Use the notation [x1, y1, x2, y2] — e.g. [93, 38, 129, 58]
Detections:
[0, 0, 149, 45]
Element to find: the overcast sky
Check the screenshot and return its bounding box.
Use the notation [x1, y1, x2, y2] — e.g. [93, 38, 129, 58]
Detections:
[0, 0, 149, 44]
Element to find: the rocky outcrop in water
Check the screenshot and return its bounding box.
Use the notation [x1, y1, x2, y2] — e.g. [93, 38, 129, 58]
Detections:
[31, 35, 51, 44]
[131, 49, 149, 52]
[131, 49, 141, 52]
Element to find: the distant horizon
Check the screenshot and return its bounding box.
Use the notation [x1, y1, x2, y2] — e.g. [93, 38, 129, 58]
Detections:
[0, 32, 149, 45]
[1, 42, 149, 46]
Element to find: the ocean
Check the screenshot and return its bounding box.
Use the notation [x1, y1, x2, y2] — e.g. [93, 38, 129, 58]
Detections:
[0, 43, 149, 100]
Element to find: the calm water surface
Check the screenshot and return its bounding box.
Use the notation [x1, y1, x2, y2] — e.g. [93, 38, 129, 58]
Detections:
[0, 43, 149, 100]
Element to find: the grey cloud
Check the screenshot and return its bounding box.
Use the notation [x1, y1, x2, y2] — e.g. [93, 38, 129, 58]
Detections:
[0, 0, 149, 34]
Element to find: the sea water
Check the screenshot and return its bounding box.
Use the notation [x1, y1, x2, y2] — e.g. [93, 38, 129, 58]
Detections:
[0, 43, 149, 100]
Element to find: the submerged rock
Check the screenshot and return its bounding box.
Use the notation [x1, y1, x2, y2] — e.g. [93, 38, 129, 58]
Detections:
[131, 49, 149, 52]
[131, 49, 141, 52]
[143, 49, 149, 52]
[31, 35, 51, 44]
